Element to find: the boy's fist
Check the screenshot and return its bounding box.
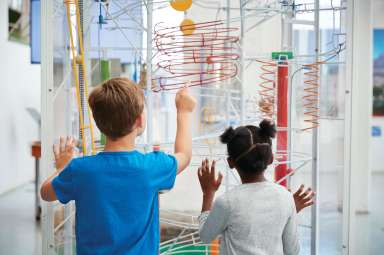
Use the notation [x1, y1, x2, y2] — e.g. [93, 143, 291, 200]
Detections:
[175, 88, 196, 113]
[53, 136, 77, 171]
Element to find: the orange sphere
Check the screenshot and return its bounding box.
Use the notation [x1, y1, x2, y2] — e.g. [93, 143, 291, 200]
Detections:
[180, 19, 195, 35]
[207, 56, 214, 64]
[170, 0, 192, 11]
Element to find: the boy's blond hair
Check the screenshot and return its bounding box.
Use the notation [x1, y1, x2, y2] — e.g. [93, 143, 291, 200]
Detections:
[89, 77, 144, 140]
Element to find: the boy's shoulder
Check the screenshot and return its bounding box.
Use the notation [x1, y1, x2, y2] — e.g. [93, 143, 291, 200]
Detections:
[142, 151, 178, 169]
[67, 155, 101, 172]
[70, 150, 174, 166]
[144, 150, 174, 159]
[71, 154, 100, 164]
[134, 150, 176, 162]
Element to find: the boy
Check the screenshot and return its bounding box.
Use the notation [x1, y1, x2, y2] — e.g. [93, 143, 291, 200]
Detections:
[40, 77, 196, 255]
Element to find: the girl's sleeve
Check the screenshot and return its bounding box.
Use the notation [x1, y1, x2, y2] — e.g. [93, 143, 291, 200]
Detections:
[282, 197, 300, 255]
[198, 195, 230, 244]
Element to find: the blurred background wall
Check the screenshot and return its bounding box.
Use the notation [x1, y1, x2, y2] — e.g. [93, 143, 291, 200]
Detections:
[0, 1, 40, 194]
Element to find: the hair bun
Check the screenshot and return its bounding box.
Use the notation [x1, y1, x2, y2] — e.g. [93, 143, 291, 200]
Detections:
[220, 127, 236, 144]
[259, 119, 277, 138]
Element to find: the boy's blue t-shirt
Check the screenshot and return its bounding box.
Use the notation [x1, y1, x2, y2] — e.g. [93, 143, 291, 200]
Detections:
[52, 150, 177, 255]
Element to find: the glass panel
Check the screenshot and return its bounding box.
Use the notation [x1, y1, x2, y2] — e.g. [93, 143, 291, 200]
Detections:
[45, 1, 353, 255]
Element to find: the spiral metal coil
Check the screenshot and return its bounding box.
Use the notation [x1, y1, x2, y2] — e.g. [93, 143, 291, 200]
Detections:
[256, 60, 277, 120]
[153, 20, 240, 91]
[302, 62, 322, 130]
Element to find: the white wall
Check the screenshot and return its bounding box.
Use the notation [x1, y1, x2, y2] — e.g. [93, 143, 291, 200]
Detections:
[373, 0, 384, 28]
[372, 0, 384, 172]
[0, 1, 41, 194]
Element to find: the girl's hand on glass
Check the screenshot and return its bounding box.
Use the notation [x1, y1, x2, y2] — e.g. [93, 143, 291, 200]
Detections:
[291, 184, 315, 213]
[198, 159, 223, 195]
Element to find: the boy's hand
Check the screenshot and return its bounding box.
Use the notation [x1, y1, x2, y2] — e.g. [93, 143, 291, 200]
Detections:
[175, 88, 196, 113]
[53, 136, 76, 171]
[291, 184, 315, 213]
[174, 88, 195, 174]
[198, 159, 223, 195]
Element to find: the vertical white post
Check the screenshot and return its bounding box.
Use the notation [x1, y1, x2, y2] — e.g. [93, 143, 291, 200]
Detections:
[41, 0, 55, 254]
[146, 0, 153, 148]
[311, 0, 320, 254]
[225, 0, 231, 127]
[337, 1, 347, 212]
[64, 35, 73, 255]
[239, 0, 245, 125]
[0, 1, 7, 42]
[281, 5, 293, 51]
[224, 0, 231, 196]
[281, 3, 294, 188]
[343, 0, 373, 254]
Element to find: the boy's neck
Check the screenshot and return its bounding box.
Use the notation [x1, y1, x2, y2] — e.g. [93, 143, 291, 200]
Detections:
[104, 131, 137, 152]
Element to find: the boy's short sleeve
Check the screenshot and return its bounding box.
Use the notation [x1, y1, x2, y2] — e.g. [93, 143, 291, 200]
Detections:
[148, 151, 178, 191]
[52, 161, 76, 204]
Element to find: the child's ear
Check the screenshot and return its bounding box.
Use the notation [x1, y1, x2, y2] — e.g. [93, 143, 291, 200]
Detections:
[136, 113, 145, 129]
[269, 154, 274, 165]
[227, 157, 235, 169]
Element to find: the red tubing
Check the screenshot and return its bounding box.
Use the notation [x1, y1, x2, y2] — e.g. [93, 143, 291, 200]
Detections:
[275, 62, 289, 187]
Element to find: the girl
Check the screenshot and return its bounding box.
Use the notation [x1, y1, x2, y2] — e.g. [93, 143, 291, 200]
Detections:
[197, 119, 314, 255]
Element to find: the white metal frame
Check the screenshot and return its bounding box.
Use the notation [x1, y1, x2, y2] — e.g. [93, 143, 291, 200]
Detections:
[311, 0, 320, 254]
[342, 0, 353, 252]
[41, 0, 55, 254]
[146, 0, 154, 148]
[342, 0, 373, 254]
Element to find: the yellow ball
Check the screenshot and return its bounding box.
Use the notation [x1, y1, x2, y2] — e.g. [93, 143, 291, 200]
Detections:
[180, 19, 195, 35]
[170, 0, 192, 12]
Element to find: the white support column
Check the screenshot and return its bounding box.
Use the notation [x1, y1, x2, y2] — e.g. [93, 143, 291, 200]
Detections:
[146, 0, 153, 148]
[225, 0, 231, 127]
[281, 2, 294, 189]
[311, 1, 320, 255]
[337, 0, 347, 211]
[239, 0, 245, 125]
[41, 0, 55, 254]
[343, 0, 373, 254]
[64, 21, 74, 254]
[0, 1, 7, 43]
[281, 4, 293, 52]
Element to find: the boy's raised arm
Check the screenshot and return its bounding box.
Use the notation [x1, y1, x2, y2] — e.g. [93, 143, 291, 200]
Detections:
[174, 88, 196, 174]
[40, 137, 76, 201]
